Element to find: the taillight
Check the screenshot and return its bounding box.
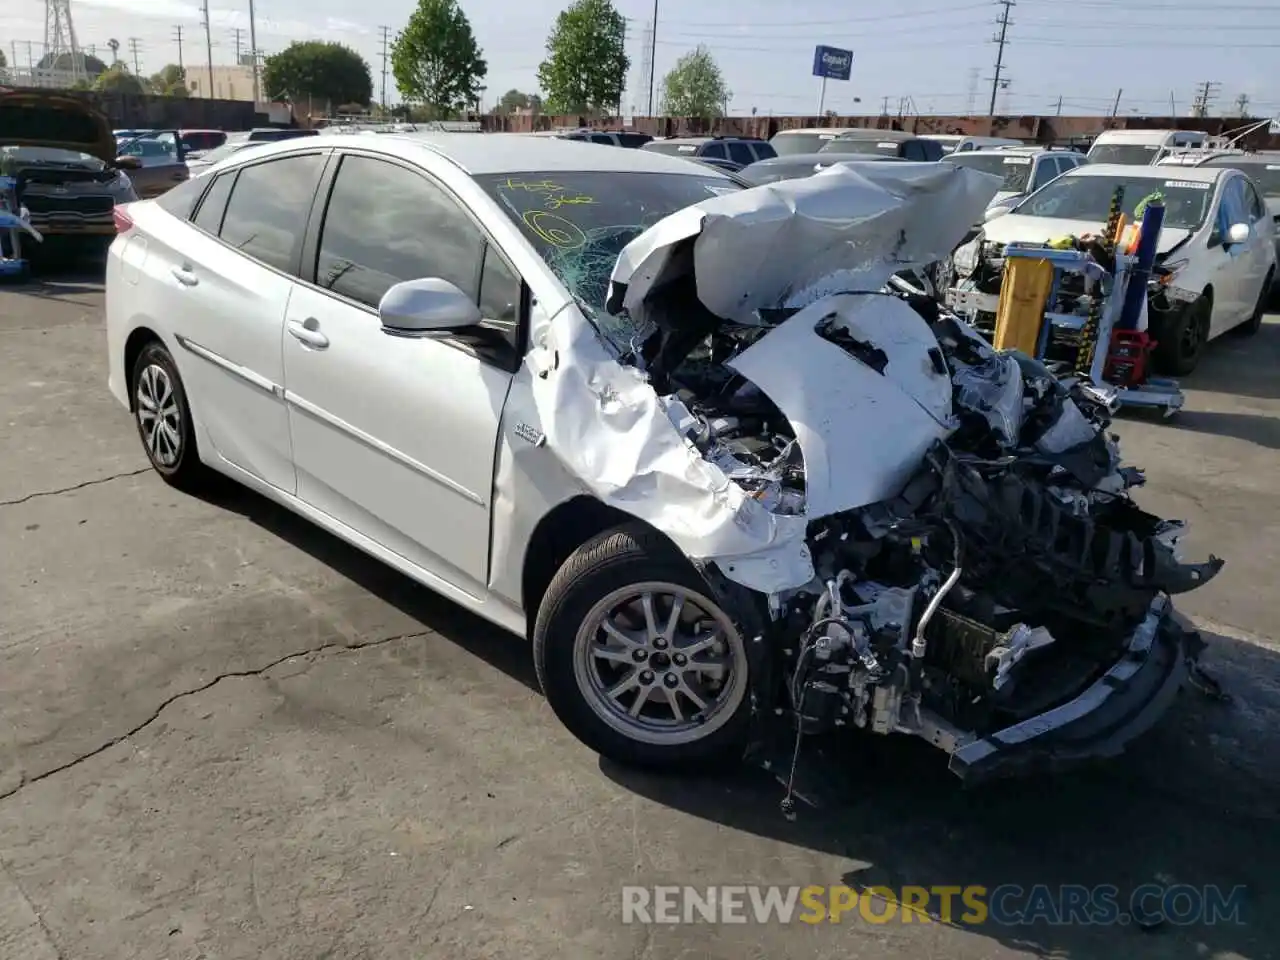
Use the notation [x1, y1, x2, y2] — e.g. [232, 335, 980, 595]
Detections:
[113, 204, 134, 233]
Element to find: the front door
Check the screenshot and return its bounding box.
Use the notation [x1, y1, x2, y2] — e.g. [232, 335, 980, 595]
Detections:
[281, 152, 521, 593]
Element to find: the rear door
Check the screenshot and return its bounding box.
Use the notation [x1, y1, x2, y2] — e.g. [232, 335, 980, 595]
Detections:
[145, 150, 330, 492]
[280, 151, 520, 591]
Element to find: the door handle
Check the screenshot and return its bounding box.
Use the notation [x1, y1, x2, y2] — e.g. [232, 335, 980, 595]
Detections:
[287, 317, 329, 349]
[171, 265, 198, 286]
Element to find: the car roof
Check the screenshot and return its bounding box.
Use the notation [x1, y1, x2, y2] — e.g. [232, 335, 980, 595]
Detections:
[957, 146, 1051, 158]
[1197, 151, 1280, 166]
[1066, 162, 1225, 183]
[249, 131, 734, 177]
[747, 152, 904, 166]
[773, 127, 860, 136]
[834, 129, 914, 141]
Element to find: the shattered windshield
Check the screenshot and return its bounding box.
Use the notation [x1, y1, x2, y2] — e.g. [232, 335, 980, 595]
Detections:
[477, 171, 741, 349]
[1019, 174, 1214, 231]
[945, 152, 1034, 192]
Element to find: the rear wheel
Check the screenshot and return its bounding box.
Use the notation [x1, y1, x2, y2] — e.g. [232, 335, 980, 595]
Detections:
[1234, 269, 1273, 337]
[131, 340, 208, 490]
[533, 523, 753, 770]
[1154, 294, 1210, 377]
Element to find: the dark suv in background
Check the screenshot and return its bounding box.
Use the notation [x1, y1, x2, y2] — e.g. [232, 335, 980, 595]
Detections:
[641, 135, 777, 171]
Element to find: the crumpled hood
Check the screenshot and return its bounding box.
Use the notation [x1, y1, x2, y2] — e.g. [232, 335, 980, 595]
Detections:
[982, 213, 1192, 255]
[525, 164, 1004, 595]
[0, 88, 117, 164]
[609, 162, 1002, 329]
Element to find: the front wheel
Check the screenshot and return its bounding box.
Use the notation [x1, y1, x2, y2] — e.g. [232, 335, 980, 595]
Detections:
[1154, 294, 1210, 377]
[533, 523, 753, 770]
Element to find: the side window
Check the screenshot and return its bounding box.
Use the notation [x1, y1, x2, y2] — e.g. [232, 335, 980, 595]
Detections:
[219, 153, 325, 273]
[156, 174, 210, 220]
[478, 243, 522, 340]
[751, 141, 777, 161]
[1243, 179, 1266, 222]
[589, 133, 614, 145]
[901, 141, 925, 161]
[315, 154, 484, 311]
[920, 140, 943, 161]
[701, 142, 727, 159]
[191, 171, 235, 233]
[726, 141, 755, 166]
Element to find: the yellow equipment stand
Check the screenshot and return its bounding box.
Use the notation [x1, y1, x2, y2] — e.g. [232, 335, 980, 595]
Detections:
[991, 255, 1054, 354]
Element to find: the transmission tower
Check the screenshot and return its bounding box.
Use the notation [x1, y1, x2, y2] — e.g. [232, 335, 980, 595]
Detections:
[965, 67, 979, 114]
[1191, 81, 1220, 118]
[636, 19, 654, 115]
[44, 0, 86, 81]
[987, 0, 1014, 116]
[1233, 93, 1250, 117]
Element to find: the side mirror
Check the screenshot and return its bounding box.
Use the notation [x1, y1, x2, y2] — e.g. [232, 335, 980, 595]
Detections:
[1226, 222, 1251, 246]
[113, 155, 142, 170]
[378, 278, 481, 336]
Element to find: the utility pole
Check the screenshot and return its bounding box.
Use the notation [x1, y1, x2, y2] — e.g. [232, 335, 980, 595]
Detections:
[988, 0, 1014, 116]
[1191, 80, 1220, 118]
[379, 25, 391, 109]
[1054, 95, 1062, 115]
[1169, 91, 1176, 117]
[1234, 93, 1250, 117]
[173, 25, 184, 73]
[248, 0, 260, 102]
[880, 95, 890, 115]
[232, 28, 243, 63]
[201, 0, 214, 98]
[1110, 88, 1122, 117]
[128, 37, 142, 75]
[647, 0, 657, 117]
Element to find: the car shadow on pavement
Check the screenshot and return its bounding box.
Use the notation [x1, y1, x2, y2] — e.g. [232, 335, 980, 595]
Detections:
[194, 478, 541, 693]
[1180, 323, 1280, 403]
[602, 627, 1280, 960]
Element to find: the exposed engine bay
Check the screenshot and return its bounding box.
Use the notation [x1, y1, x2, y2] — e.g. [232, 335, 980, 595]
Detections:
[623, 273, 1222, 779]
[528, 163, 1225, 782]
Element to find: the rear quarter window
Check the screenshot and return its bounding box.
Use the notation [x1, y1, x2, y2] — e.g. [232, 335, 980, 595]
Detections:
[155, 174, 210, 220]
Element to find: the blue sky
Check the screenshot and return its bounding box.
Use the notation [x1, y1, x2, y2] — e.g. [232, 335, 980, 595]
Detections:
[7, 0, 1278, 118]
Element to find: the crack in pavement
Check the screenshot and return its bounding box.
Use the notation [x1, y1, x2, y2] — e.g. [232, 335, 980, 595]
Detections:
[0, 468, 151, 507]
[0, 629, 433, 804]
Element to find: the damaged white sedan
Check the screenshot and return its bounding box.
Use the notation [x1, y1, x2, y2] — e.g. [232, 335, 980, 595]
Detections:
[105, 134, 1223, 783]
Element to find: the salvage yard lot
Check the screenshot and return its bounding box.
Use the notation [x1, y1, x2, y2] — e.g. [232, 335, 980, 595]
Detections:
[1, 267, 1278, 960]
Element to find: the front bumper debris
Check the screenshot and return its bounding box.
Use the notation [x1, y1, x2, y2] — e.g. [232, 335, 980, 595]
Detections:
[947, 595, 1195, 781]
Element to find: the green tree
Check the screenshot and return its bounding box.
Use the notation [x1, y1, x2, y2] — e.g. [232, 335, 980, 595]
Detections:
[660, 46, 731, 119]
[39, 51, 108, 76]
[262, 41, 372, 109]
[93, 64, 146, 96]
[391, 0, 486, 119]
[537, 0, 628, 115]
[150, 63, 189, 97]
[494, 88, 541, 114]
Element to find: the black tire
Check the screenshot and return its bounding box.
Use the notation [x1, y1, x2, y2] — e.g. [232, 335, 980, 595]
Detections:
[533, 522, 753, 770]
[130, 340, 207, 490]
[1234, 269, 1273, 337]
[1154, 294, 1210, 377]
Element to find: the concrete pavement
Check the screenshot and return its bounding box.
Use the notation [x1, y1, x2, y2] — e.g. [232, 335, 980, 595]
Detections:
[1, 269, 1278, 959]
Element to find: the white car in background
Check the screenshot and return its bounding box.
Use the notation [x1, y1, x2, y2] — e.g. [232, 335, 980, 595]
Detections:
[953, 163, 1276, 374]
[945, 146, 1087, 214]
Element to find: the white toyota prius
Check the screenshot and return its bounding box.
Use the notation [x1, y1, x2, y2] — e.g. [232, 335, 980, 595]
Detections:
[105, 135, 1224, 783]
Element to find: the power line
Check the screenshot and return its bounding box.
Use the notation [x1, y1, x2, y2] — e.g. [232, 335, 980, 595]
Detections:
[988, 0, 1014, 115]
[379, 25, 391, 109]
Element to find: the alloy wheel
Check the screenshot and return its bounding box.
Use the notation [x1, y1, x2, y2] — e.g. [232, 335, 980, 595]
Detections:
[135, 363, 183, 468]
